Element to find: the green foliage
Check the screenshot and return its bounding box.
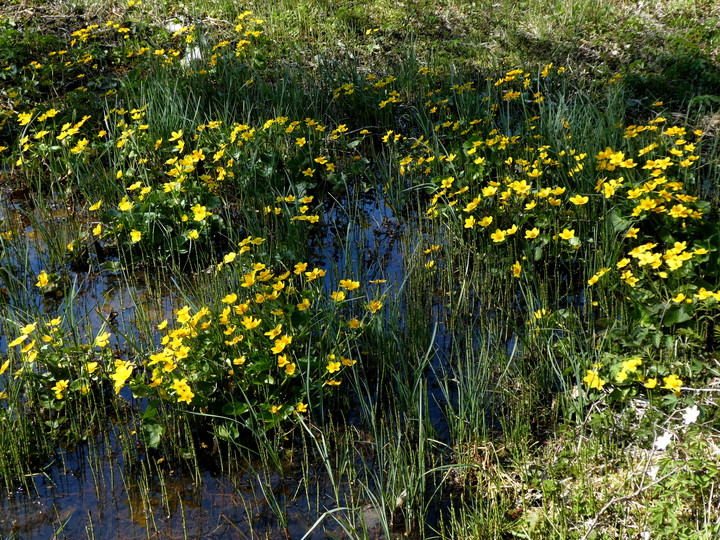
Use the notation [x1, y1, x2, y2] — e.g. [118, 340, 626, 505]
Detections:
[100, 177, 225, 267]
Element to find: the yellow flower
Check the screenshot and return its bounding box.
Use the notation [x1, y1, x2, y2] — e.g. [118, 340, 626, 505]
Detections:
[285, 362, 296, 375]
[18, 112, 35, 126]
[271, 334, 292, 354]
[22, 323, 38, 335]
[479, 216, 493, 227]
[559, 228, 575, 240]
[93, 223, 103, 236]
[339, 279, 360, 290]
[490, 229, 506, 243]
[222, 293, 237, 304]
[21, 339, 36, 354]
[525, 227, 540, 239]
[464, 215, 475, 229]
[569, 194, 589, 205]
[0, 359, 11, 375]
[171, 378, 194, 404]
[241, 272, 256, 287]
[118, 197, 133, 212]
[621, 357, 642, 372]
[52, 379, 69, 400]
[264, 324, 283, 339]
[297, 298, 311, 310]
[241, 316, 262, 330]
[223, 251, 236, 263]
[587, 267, 610, 286]
[187, 229, 200, 240]
[95, 331, 111, 348]
[616, 258, 630, 269]
[36, 271, 49, 288]
[662, 374, 682, 394]
[512, 261, 521, 278]
[89, 200, 102, 211]
[8, 335, 27, 347]
[326, 361, 341, 373]
[347, 318, 361, 329]
[277, 354, 290, 368]
[130, 229, 142, 243]
[305, 268, 326, 281]
[644, 378, 657, 389]
[111, 360, 134, 394]
[331, 290, 345, 302]
[583, 369, 605, 390]
[296, 402, 308, 413]
[191, 204, 209, 221]
[366, 300, 383, 313]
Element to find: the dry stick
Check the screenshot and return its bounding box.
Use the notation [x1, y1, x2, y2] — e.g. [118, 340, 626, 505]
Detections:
[580, 467, 681, 540]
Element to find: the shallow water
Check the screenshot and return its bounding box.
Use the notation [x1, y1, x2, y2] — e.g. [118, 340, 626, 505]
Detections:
[0, 429, 366, 538]
[0, 192, 416, 539]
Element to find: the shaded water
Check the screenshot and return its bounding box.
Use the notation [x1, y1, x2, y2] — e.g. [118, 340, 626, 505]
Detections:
[1, 429, 366, 538]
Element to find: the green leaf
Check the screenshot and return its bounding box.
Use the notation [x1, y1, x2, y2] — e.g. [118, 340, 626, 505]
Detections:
[222, 401, 250, 416]
[662, 305, 693, 326]
[214, 422, 240, 441]
[607, 207, 631, 233]
[141, 422, 164, 448]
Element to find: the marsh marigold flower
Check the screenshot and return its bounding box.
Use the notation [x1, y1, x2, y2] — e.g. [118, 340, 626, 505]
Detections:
[52, 379, 69, 399]
[191, 204, 209, 221]
[662, 374, 682, 394]
[118, 197, 133, 212]
[95, 331, 111, 348]
[36, 271, 49, 288]
[326, 360, 341, 373]
[583, 369, 605, 390]
[490, 229, 506, 243]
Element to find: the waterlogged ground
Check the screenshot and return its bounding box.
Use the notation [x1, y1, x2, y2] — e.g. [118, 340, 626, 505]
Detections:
[0, 194, 414, 538]
[2, 2, 720, 537]
[1, 432, 376, 538]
